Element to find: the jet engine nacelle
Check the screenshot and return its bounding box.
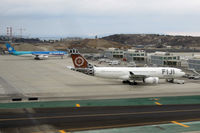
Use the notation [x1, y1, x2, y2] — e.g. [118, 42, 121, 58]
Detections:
[34, 55, 48, 60]
[144, 77, 159, 84]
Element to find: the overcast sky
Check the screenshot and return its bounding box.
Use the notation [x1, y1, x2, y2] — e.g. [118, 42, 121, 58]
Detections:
[1, 0, 200, 38]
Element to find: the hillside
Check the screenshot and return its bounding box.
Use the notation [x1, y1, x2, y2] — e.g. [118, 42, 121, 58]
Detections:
[2, 34, 200, 53]
[0, 39, 124, 53]
[58, 39, 124, 52]
[102, 34, 200, 47]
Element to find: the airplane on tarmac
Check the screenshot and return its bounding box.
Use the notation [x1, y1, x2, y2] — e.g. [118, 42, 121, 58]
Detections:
[6, 43, 67, 60]
[68, 49, 186, 85]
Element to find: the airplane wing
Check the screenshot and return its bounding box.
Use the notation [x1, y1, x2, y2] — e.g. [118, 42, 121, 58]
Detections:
[129, 71, 147, 80]
[128, 71, 159, 84]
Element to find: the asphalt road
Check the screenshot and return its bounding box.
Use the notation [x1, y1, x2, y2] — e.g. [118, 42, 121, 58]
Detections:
[0, 104, 200, 132]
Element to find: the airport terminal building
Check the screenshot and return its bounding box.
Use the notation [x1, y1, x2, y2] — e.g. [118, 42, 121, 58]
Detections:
[124, 49, 146, 62]
[104, 48, 147, 62]
[104, 48, 124, 59]
[150, 52, 181, 67]
[188, 58, 200, 71]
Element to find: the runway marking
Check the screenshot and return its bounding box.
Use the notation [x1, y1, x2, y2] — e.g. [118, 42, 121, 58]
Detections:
[155, 102, 162, 105]
[1, 108, 200, 122]
[76, 104, 80, 107]
[171, 121, 190, 127]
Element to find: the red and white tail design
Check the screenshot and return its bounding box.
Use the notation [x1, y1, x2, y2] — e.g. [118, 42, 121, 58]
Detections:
[71, 52, 88, 68]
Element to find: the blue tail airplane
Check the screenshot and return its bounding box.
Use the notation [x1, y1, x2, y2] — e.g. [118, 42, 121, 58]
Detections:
[6, 43, 67, 60]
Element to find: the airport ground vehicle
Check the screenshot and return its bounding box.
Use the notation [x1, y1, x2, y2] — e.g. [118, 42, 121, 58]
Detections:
[188, 75, 200, 80]
[108, 60, 120, 65]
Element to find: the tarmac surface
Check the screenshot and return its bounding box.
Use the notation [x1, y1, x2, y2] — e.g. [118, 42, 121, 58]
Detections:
[0, 55, 200, 102]
[76, 121, 200, 133]
[0, 104, 200, 133]
[0, 55, 200, 133]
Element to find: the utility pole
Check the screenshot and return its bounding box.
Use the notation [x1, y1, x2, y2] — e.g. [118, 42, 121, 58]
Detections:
[18, 28, 26, 38]
[6, 27, 13, 42]
[10, 27, 12, 38]
[7, 27, 9, 36]
[7, 27, 12, 37]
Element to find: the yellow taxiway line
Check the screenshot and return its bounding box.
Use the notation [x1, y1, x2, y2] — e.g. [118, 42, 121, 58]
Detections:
[76, 104, 81, 107]
[155, 102, 162, 105]
[171, 121, 190, 127]
[59, 130, 67, 133]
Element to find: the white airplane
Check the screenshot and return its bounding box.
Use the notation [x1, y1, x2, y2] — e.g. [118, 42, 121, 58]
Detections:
[68, 49, 185, 85]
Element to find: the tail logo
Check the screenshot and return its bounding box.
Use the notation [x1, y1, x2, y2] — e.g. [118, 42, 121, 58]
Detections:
[74, 56, 84, 67]
[8, 47, 13, 51]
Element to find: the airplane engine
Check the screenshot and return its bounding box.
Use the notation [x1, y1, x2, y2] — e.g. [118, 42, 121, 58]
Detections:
[144, 77, 159, 84]
[34, 55, 48, 60]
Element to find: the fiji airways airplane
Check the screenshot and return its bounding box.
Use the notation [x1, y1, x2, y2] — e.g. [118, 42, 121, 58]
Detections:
[68, 49, 185, 85]
[6, 43, 67, 60]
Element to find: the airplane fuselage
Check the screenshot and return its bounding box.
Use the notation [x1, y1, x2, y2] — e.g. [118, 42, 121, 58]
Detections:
[11, 51, 67, 57]
[32, 51, 67, 56]
[94, 67, 185, 80]
[12, 51, 33, 56]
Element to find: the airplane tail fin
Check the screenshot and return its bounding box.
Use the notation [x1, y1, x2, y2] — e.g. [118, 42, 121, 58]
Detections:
[69, 49, 89, 68]
[6, 43, 16, 53]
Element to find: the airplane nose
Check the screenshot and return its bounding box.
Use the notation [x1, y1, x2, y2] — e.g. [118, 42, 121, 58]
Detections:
[181, 72, 186, 77]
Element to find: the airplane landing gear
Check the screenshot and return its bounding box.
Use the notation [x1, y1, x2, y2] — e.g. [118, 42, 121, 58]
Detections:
[166, 78, 174, 83]
[34, 57, 40, 60]
[129, 82, 137, 85]
[122, 80, 130, 84]
[122, 80, 137, 85]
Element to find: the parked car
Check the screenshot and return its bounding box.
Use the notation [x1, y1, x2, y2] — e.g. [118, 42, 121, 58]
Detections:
[188, 75, 200, 80]
[108, 60, 120, 65]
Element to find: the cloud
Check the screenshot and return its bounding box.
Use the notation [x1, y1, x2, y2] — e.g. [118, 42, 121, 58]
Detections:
[166, 32, 200, 37]
[1, 0, 200, 17]
[1, 0, 200, 37]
